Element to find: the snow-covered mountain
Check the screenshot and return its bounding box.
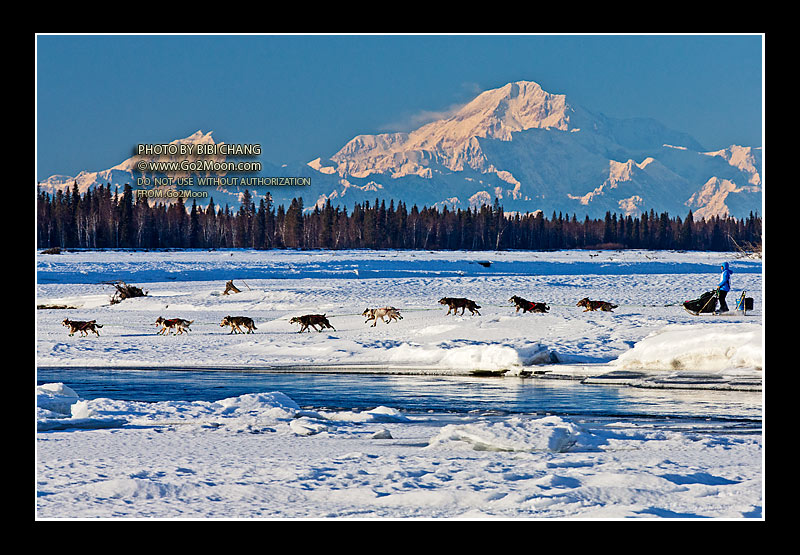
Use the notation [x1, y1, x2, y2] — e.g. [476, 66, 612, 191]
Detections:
[38, 80, 762, 220]
[38, 130, 228, 194]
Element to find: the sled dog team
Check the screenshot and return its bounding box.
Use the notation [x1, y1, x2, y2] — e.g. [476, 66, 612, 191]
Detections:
[60, 294, 620, 337]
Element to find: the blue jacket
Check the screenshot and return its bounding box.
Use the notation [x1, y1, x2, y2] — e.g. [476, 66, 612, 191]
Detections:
[718, 262, 733, 292]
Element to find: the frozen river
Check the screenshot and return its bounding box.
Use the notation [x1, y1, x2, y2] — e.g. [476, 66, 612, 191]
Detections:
[37, 366, 762, 434]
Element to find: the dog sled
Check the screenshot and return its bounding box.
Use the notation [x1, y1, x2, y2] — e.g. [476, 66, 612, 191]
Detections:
[683, 290, 754, 316]
[683, 290, 718, 315]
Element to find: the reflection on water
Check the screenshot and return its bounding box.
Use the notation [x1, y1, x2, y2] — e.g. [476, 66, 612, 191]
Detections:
[37, 367, 762, 424]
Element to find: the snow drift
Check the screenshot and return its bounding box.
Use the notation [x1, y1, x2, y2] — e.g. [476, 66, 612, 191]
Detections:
[426, 415, 601, 453]
[611, 323, 762, 372]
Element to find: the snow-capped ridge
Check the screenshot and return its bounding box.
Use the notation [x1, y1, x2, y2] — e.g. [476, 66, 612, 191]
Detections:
[702, 145, 762, 186]
[39, 131, 224, 194]
[685, 176, 761, 220]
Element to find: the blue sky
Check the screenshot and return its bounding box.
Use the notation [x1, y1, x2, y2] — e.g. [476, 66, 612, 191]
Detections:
[36, 34, 763, 179]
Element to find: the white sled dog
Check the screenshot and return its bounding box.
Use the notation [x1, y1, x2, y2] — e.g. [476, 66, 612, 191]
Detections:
[362, 307, 403, 327]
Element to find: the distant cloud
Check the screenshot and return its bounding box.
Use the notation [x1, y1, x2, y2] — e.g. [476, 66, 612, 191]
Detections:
[377, 103, 463, 133]
[378, 81, 483, 133]
[459, 81, 483, 97]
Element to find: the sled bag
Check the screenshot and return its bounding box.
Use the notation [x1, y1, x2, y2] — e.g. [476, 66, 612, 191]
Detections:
[736, 296, 755, 311]
[683, 290, 717, 313]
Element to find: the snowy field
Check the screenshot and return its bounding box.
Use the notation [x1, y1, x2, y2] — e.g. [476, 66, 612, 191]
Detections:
[35, 248, 764, 519]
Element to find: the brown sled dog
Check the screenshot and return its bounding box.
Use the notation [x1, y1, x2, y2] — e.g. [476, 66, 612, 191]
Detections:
[154, 317, 194, 335]
[576, 298, 618, 312]
[220, 315, 257, 334]
[509, 296, 550, 313]
[62, 318, 103, 337]
[438, 297, 481, 316]
[362, 307, 403, 327]
[290, 314, 335, 333]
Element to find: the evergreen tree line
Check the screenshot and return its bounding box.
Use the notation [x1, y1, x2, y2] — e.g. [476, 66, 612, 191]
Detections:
[37, 183, 762, 252]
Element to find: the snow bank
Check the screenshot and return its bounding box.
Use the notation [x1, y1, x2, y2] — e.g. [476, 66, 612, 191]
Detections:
[36, 383, 128, 431]
[215, 391, 300, 419]
[313, 406, 412, 423]
[426, 415, 599, 453]
[36, 383, 79, 416]
[612, 323, 763, 372]
[385, 342, 555, 372]
[35, 384, 415, 435]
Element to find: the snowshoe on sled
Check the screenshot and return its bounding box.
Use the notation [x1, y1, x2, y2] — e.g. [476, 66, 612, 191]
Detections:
[683, 290, 718, 315]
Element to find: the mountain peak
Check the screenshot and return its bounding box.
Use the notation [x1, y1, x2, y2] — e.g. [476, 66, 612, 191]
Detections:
[106, 130, 219, 173]
[329, 80, 575, 177]
[414, 80, 572, 144]
[175, 130, 217, 145]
